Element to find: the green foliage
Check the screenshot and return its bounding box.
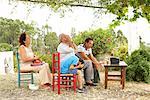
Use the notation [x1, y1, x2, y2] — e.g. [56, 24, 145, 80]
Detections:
[113, 30, 128, 61]
[41, 54, 52, 71]
[19, 0, 150, 23]
[105, 0, 150, 23]
[13, 54, 18, 72]
[73, 28, 115, 56]
[126, 47, 150, 83]
[0, 17, 37, 47]
[114, 44, 128, 61]
[44, 32, 59, 53]
[0, 43, 12, 51]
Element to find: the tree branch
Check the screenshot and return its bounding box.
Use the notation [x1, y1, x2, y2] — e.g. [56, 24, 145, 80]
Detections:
[18, 0, 105, 9]
[67, 4, 104, 9]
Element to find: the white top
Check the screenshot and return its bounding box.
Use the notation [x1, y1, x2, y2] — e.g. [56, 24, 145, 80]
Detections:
[77, 44, 92, 55]
[57, 43, 75, 61]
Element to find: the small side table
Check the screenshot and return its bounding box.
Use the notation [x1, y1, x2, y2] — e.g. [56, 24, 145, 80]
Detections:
[104, 61, 127, 89]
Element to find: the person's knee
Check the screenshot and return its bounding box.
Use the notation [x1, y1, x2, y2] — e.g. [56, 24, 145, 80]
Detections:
[85, 60, 92, 66]
[77, 70, 82, 76]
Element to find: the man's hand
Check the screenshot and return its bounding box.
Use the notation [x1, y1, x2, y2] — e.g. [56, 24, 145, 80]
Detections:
[94, 62, 103, 70]
[78, 64, 84, 69]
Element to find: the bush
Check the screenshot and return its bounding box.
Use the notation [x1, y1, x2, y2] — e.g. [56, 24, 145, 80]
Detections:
[114, 44, 128, 61]
[0, 43, 12, 51]
[73, 28, 115, 56]
[13, 54, 18, 72]
[126, 48, 150, 83]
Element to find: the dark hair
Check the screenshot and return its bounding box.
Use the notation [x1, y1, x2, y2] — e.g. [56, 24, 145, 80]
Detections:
[85, 38, 93, 43]
[19, 32, 26, 46]
[75, 54, 84, 64]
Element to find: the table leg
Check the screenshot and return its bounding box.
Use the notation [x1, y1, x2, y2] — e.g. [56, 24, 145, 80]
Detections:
[105, 67, 108, 89]
[120, 68, 123, 85]
[122, 67, 126, 89]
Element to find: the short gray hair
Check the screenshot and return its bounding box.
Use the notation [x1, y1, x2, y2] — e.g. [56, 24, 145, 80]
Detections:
[59, 33, 66, 42]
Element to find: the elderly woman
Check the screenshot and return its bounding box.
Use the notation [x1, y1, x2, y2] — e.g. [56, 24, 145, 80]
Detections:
[57, 33, 84, 93]
[57, 34, 77, 60]
[18, 32, 51, 89]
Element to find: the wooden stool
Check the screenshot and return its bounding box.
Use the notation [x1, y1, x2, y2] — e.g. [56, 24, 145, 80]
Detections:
[104, 61, 127, 89]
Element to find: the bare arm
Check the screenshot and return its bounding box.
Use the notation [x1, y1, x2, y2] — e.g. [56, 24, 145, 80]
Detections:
[70, 62, 84, 69]
[89, 54, 99, 64]
[89, 54, 102, 69]
[78, 52, 91, 60]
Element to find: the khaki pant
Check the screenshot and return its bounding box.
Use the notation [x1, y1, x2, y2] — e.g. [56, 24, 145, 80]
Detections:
[83, 60, 94, 82]
[20, 63, 51, 85]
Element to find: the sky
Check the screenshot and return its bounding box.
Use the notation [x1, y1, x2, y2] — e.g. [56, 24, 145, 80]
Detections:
[0, 0, 115, 34]
[0, 0, 150, 45]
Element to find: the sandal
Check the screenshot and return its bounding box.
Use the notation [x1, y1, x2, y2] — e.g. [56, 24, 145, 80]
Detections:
[40, 84, 50, 90]
[85, 82, 97, 86]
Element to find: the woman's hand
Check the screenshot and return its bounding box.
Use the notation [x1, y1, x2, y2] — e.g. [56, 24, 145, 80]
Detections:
[33, 55, 39, 60]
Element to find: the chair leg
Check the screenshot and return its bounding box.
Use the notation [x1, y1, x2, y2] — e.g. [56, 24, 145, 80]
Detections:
[58, 76, 60, 94]
[31, 73, 34, 84]
[52, 76, 55, 91]
[66, 77, 68, 90]
[18, 73, 21, 88]
[73, 75, 77, 94]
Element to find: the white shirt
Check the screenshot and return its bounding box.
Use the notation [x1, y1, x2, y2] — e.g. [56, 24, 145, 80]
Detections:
[77, 44, 92, 55]
[57, 43, 75, 61]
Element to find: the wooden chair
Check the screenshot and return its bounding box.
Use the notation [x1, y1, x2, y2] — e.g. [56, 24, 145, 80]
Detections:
[16, 52, 34, 87]
[52, 52, 77, 94]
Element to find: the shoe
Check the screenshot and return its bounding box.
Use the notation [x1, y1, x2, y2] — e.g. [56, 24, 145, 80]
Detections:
[83, 86, 87, 90]
[77, 88, 84, 93]
[85, 82, 97, 86]
[82, 86, 88, 92]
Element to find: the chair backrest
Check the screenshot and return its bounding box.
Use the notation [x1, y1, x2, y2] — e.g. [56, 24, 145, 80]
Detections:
[16, 52, 21, 73]
[52, 52, 60, 75]
[52, 52, 61, 82]
[52, 52, 60, 74]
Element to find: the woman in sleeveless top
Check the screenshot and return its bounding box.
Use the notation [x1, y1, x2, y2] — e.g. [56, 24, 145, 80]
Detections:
[18, 32, 51, 89]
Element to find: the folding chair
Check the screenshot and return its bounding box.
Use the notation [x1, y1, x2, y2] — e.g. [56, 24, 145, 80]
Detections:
[16, 52, 34, 87]
[52, 52, 77, 94]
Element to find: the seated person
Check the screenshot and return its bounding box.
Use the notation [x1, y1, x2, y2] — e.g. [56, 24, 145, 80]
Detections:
[57, 33, 84, 93]
[18, 32, 52, 89]
[61, 55, 84, 93]
[57, 33, 77, 61]
[77, 38, 102, 85]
